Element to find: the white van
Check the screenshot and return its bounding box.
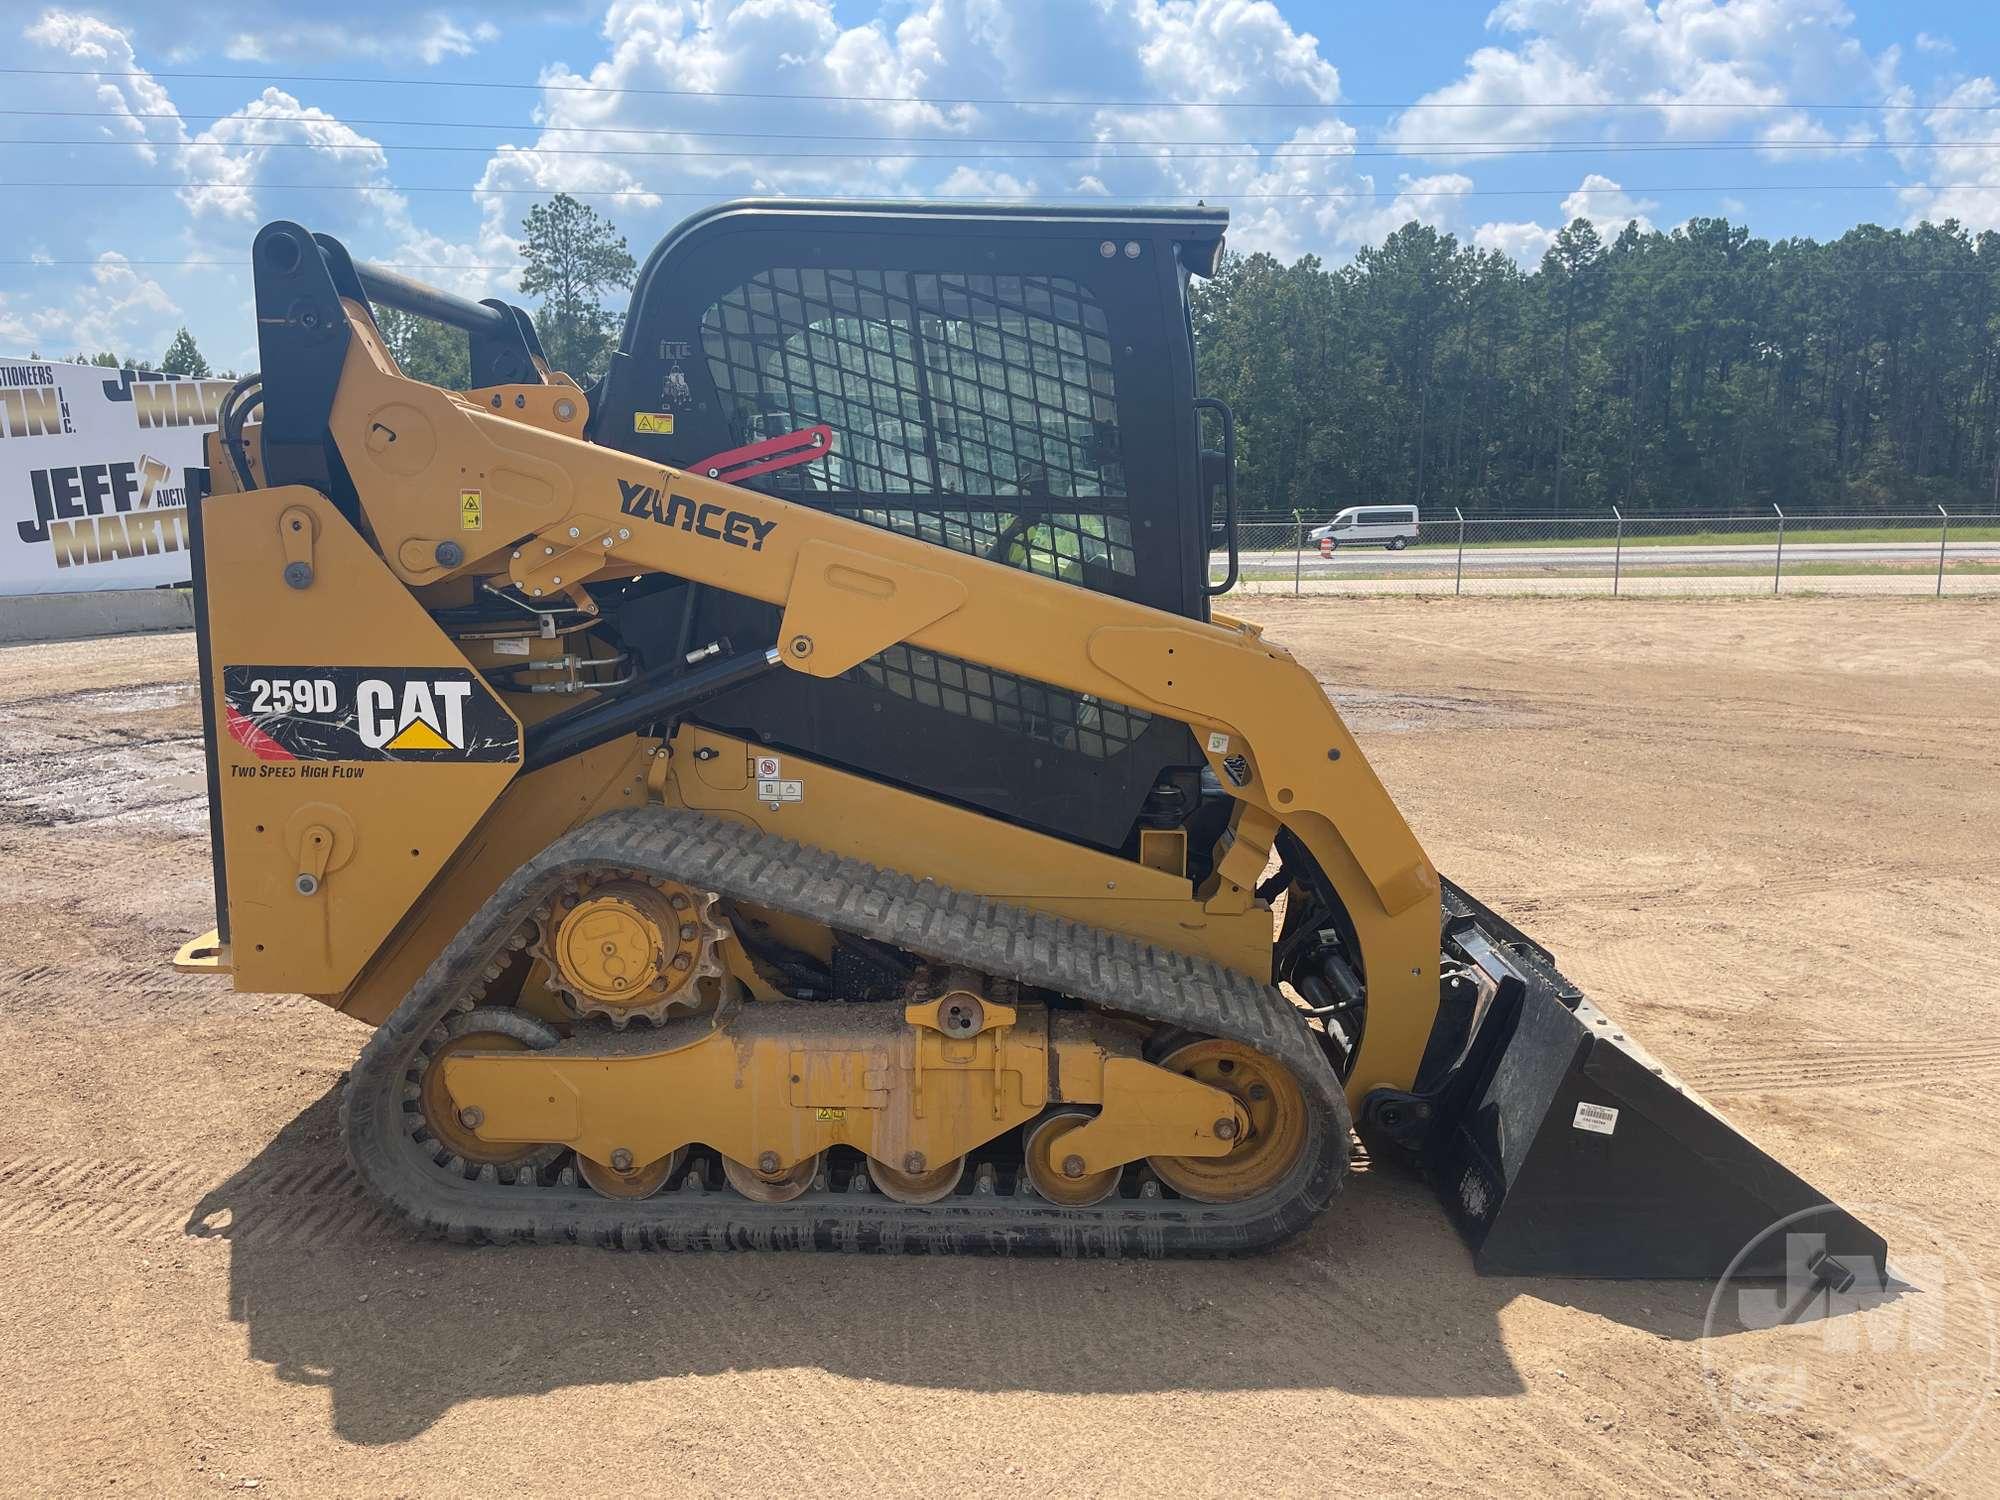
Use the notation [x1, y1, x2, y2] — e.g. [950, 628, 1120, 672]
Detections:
[1311, 504, 1420, 552]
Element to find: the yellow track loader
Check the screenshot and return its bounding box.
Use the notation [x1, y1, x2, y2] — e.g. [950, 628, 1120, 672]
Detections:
[175, 205, 1880, 1272]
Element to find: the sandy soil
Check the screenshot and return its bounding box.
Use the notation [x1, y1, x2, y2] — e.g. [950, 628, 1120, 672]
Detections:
[1, 596, 1996, 1497]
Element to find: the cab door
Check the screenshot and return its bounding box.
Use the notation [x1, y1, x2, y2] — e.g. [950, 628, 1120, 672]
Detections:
[587, 201, 1231, 852]
[593, 201, 1225, 617]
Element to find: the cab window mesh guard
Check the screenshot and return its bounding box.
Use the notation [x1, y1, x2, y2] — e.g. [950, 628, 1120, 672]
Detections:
[703, 266, 1151, 759]
[703, 267, 1135, 584]
[856, 645, 1150, 761]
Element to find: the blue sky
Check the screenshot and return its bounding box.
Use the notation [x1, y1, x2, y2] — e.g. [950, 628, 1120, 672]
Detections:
[3, 0, 1997, 370]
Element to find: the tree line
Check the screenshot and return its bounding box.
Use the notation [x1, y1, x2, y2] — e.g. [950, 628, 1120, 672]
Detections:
[1191, 217, 2000, 517]
[59, 325, 221, 378]
[38, 198, 2000, 519]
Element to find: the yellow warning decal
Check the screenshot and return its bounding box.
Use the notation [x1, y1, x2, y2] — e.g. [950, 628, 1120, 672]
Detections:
[814, 1107, 845, 1122]
[385, 717, 453, 752]
[634, 412, 676, 435]
[459, 489, 483, 530]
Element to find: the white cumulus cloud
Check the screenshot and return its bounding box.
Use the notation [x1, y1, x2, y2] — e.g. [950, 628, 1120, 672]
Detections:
[1472, 219, 1557, 262]
[177, 88, 405, 227]
[0, 251, 182, 360]
[1387, 0, 1888, 157]
[1896, 77, 2000, 232]
[1473, 173, 1657, 265]
[23, 10, 189, 164]
[37, 2, 505, 65]
[462, 0, 1379, 276]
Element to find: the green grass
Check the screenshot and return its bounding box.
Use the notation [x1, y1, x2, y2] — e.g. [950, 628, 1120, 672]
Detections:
[1649, 559, 2000, 578]
[1247, 524, 2000, 551]
[1585, 523, 1987, 548]
[1435, 523, 2000, 550]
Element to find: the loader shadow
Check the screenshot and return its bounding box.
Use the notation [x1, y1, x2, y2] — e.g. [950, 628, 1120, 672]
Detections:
[188, 1085, 1738, 1446]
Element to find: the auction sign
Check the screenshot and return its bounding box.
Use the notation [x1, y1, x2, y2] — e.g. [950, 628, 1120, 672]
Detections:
[1, 358, 228, 594]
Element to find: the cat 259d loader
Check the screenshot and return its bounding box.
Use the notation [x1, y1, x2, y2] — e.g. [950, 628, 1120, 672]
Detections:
[173, 202, 1882, 1274]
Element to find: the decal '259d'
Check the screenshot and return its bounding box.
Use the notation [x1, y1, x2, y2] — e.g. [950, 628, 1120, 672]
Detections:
[222, 666, 519, 763]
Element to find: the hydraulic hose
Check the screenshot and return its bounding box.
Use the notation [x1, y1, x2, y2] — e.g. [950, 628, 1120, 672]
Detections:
[521, 645, 781, 772]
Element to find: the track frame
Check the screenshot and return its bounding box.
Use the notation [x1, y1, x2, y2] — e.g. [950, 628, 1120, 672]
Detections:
[342, 807, 1350, 1254]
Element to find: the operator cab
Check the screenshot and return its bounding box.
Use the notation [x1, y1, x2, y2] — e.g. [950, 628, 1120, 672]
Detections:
[589, 200, 1236, 857]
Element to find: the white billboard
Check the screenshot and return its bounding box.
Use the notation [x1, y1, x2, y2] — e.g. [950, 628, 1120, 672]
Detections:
[1, 359, 230, 595]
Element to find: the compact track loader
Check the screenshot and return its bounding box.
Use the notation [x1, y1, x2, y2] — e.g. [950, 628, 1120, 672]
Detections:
[176, 203, 1881, 1272]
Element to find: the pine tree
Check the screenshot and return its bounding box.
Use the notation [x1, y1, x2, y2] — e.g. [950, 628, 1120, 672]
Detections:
[160, 326, 210, 378]
[1541, 220, 1606, 518]
[518, 193, 636, 382]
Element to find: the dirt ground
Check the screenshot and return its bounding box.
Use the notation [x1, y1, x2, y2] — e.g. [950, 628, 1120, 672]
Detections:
[1, 596, 1996, 1497]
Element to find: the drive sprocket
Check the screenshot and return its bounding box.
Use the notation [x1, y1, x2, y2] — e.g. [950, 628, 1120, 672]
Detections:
[527, 873, 726, 1027]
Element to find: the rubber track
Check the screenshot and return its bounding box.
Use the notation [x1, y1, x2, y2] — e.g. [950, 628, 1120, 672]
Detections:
[341, 807, 1351, 1254]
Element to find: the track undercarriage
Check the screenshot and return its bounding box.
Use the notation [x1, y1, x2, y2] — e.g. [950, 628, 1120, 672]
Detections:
[343, 808, 1351, 1253]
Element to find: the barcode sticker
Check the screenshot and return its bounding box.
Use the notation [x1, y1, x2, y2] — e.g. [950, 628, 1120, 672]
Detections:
[1572, 1101, 1620, 1136]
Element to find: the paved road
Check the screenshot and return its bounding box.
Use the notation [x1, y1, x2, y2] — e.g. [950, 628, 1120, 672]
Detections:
[1226, 538, 1998, 573]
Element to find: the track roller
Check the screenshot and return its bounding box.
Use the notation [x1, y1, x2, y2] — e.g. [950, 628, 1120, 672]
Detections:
[579, 1146, 687, 1200]
[1021, 1108, 1124, 1207]
[867, 1154, 965, 1204]
[722, 1151, 824, 1203]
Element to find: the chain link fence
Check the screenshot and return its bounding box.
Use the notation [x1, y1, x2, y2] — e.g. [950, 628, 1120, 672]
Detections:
[1213, 510, 2000, 598]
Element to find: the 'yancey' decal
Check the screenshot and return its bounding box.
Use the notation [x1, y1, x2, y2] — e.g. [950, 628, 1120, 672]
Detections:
[617, 478, 776, 551]
[221, 666, 519, 763]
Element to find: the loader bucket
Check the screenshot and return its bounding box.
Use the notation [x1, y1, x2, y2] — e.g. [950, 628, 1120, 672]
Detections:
[1376, 884, 1888, 1281]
